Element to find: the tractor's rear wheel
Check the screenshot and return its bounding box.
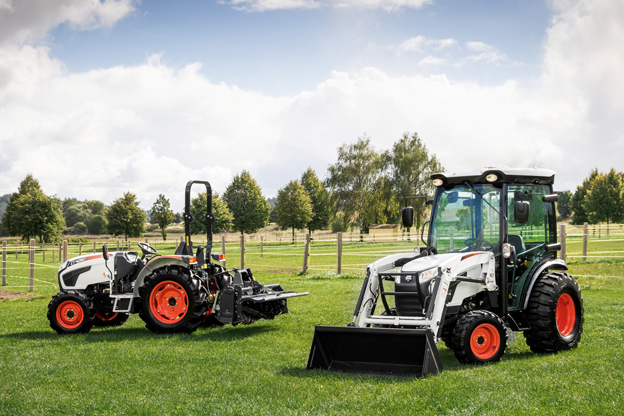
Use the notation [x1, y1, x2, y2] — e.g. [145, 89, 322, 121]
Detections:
[451, 310, 507, 364]
[139, 266, 207, 334]
[523, 272, 584, 353]
[47, 291, 95, 334]
[94, 310, 130, 327]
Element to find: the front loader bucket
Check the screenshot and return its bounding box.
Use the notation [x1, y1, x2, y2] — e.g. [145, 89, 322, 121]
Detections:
[307, 326, 442, 377]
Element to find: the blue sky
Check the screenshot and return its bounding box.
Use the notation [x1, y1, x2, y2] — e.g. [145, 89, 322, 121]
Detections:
[0, 0, 622, 210]
[48, 1, 552, 95]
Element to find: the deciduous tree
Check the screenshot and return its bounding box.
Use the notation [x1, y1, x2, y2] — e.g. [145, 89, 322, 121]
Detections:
[570, 168, 599, 224]
[106, 192, 146, 241]
[150, 194, 175, 240]
[223, 171, 270, 235]
[584, 169, 624, 225]
[326, 136, 382, 236]
[190, 192, 233, 235]
[300, 168, 331, 233]
[276, 180, 312, 242]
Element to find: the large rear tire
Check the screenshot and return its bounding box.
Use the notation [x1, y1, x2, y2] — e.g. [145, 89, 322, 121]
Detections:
[523, 272, 584, 353]
[451, 310, 507, 364]
[139, 266, 207, 334]
[48, 291, 95, 334]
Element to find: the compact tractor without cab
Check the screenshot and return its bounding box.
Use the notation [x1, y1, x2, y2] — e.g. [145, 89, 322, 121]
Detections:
[48, 180, 307, 334]
[308, 168, 583, 377]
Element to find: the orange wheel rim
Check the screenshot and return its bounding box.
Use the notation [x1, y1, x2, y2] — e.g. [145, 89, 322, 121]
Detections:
[556, 293, 576, 336]
[96, 310, 118, 322]
[470, 323, 500, 360]
[149, 280, 189, 324]
[56, 300, 85, 329]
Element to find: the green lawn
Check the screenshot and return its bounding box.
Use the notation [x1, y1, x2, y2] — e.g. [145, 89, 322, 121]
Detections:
[1, 240, 623, 415]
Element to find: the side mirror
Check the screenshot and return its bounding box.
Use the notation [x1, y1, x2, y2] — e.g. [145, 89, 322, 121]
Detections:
[546, 243, 561, 251]
[514, 201, 530, 224]
[402, 206, 414, 228]
[447, 192, 458, 204]
[102, 244, 108, 261]
[543, 194, 559, 202]
[425, 199, 434, 206]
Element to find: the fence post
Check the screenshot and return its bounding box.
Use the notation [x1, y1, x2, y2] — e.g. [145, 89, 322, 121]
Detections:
[598, 223, 601, 238]
[582, 222, 588, 261]
[63, 240, 68, 262]
[240, 234, 245, 269]
[52, 242, 55, 262]
[261, 236, 264, 258]
[15, 241, 18, 260]
[79, 242, 82, 256]
[302, 234, 310, 273]
[2, 241, 6, 286]
[337, 232, 342, 275]
[29, 239, 35, 292]
[42, 243, 45, 263]
[58, 242, 62, 261]
[559, 224, 566, 262]
[221, 235, 226, 269]
[93, 241, 96, 253]
[117, 240, 120, 251]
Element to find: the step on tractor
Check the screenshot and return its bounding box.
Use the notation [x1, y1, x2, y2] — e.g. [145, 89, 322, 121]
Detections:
[48, 180, 308, 334]
[308, 168, 583, 377]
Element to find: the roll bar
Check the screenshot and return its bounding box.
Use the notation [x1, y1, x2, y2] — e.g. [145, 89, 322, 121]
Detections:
[175, 180, 215, 257]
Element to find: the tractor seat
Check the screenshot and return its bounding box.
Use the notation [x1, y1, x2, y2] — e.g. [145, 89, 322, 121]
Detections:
[508, 234, 526, 256]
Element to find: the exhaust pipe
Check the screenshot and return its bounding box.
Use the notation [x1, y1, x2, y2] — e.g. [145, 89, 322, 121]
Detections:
[307, 325, 443, 377]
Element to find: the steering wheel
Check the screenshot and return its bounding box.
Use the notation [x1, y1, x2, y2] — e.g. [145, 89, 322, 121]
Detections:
[463, 238, 493, 251]
[138, 242, 158, 257]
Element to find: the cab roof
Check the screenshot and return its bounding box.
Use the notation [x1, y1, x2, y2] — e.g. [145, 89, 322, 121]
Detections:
[431, 167, 556, 186]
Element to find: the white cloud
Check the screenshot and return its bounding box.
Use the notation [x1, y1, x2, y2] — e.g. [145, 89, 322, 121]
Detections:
[418, 55, 446, 66]
[397, 36, 457, 52]
[0, 0, 137, 45]
[220, 0, 431, 12]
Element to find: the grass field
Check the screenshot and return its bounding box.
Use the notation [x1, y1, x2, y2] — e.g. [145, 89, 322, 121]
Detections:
[1, 238, 623, 415]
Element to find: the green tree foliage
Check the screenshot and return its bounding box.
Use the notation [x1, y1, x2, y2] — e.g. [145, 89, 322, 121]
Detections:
[223, 171, 270, 235]
[64, 205, 91, 227]
[557, 190, 573, 220]
[0, 194, 10, 219]
[106, 192, 146, 241]
[276, 180, 313, 242]
[83, 200, 107, 216]
[190, 192, 233, 235]
[327, 136, 382, 235]
[385, 132, 443, 230]
[150, 194, 175, 240]
[88, 215, 107, 235]
[73, 222, 88, 234]
[570, 169, 599, 224]
[331, 212, 347, 233]
[584, 169, 624, 225]
[300, 168, 331, 232]
[1, 175, 65, 242]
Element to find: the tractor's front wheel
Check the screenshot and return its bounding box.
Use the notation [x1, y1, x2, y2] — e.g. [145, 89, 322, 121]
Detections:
[523, 272, 584, 353]
[47, 291, 95, 334]
[139, 266, 207, 334]
[451, 310, 507, 364]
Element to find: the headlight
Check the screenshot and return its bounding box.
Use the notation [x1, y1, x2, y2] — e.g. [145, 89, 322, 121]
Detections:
[419, 267, 439, 283]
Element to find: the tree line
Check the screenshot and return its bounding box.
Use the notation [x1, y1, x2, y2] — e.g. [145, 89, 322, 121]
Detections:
[6, 132, 618, 244]
[0, 132, 443, 244]
[559, 168, 624, 225]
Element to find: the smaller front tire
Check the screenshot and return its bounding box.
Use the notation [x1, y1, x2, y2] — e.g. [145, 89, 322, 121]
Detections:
[451, 310, 507, 364]
[48, 291, 95, 334]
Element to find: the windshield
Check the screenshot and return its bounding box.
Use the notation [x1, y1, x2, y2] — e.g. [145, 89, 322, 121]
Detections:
[430, 184, 501, 254]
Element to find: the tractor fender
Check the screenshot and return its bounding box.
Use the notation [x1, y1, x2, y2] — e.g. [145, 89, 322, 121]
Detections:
[522, 258, 568, 310]
[133, 256, 192, 297]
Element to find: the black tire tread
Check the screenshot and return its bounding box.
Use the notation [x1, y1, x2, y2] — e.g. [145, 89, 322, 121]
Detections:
[47, 291, 96, 334]
[523, 272, 584, 353]
[138, 265, 207, 334]
[452, 309, 507, 364]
